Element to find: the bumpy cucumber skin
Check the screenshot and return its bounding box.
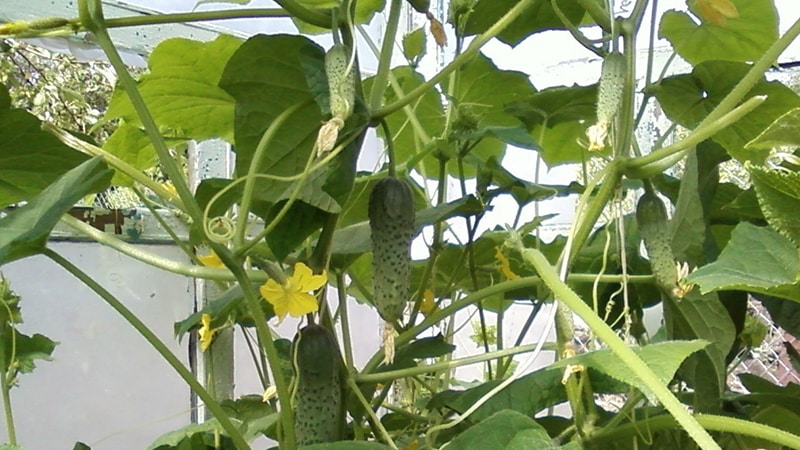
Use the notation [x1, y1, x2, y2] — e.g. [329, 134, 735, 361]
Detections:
[325, 44, 355, 121]
[292, 324, 343, 447]
[369, 177, 415, 322]
[596, 51, 626, 125]
[636, 191, 678, 293]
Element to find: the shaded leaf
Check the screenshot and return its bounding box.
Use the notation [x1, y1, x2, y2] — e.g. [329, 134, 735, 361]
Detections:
[0, 84, 92, 208]
[446, 410, 559, 450]
[507, 84, 608, 166]
[377, 334, 456, 372]
[658, 0, 778, 65]
[463, 0, 589, 46]
[428, 365, 624, 422]
[0, 157, 112, 265]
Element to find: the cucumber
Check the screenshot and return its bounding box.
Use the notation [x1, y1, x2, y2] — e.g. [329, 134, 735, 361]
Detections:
[369, 176, 415, 322]
[596, 51, 626, 126]
[636, 190, 678, 294]
[292, 324, 344, 447]
[325, 44, 355, 121]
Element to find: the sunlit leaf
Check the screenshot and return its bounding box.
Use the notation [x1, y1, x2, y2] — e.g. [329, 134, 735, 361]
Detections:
[687, 223, 800, 302]
[659, 0, 777, 64]
[105, 35, 241, 142]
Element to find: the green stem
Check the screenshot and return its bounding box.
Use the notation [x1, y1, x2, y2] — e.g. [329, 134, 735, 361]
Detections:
[590, 413, 800, 449]
[346, 377, 399, 449]
[43, 124, 186, 212]
[43, 248, 249, 450]
[271, 0, 333, 28]
[701, 15, 800, 129]
[371, 0, 539, 119]
[105, 8, 290, 28]
[355, 341, 556, 383]
[614, 31, 637, 158]
[236, 101, 307, 248]
[336, 271, 355, 370]
[211, 248, 297, 449]
[82, 1, 205, 229]
[578, 0, 611, 31]
[0, 331, 16, 446]
[515, 245, 721, 450]
[566, 160, 623, 269]
[368, 0, 402, 112]
[362, 277, 542, 374]
[59, 215, 255, 282]
[624, 95, 766, 177]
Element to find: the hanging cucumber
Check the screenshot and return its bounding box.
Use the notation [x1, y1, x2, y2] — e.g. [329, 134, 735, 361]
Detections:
[369, 176, 415, 323]
[292, 324, 344, 447]
[636, 188, 678, 295]
[325, 43, 355, 122]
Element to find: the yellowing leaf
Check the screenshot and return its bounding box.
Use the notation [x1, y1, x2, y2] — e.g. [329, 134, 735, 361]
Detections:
[694, 0, 739, 26]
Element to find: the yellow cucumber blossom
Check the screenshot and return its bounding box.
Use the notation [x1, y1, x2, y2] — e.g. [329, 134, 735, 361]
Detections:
[259, 262, 327, 322]
[199, 313, 217, 352]
[495, 247, 520, 280]
[420, 289, 438, 316]
[673, 261, 696, 299]
[197, 251, 225, 268]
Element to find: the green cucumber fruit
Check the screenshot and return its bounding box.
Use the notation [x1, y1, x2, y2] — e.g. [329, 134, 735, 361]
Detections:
[369, 176, 415, 322]
[325, 43, 355, 121]
[635, 190, 678, 294]
[292, 324, 344, 447]
[596, 51, 626, 126]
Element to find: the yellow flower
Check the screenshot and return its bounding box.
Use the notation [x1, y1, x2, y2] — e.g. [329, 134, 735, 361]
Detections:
[420, 289, 437, 316]
[199, 313, 217, 352]
[259, 262, 327, 321]
[198, 251, 225, 268]
[495, 247, 520, 280]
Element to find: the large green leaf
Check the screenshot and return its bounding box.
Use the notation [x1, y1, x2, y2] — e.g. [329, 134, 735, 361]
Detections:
[659, 0, 778, 65]
[463, 0, 589, 46]
[446, 410, 567, 450]
[220, 34, 366, 257]
[444, 53, 535, 130]
[649, 61, 800, 163]
[0, 84, 92, 208]
[428, 365, 624, 423]
[747, 164, 800, 247]
[664, 293, 734, 412]
[551, 340, 709, 404]
[105, 35, 241, 142]
[0, 157, 112, 265]
[507, 84, 608, 166]
[687, 222, 800, 302]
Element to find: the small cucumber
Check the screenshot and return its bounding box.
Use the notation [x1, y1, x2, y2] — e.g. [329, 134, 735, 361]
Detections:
[369, 176, 415, 322]
[596, 51, 626, 126]
[636, 190, 678, 294]
[292, 324, 344, 447]
[325, 44, 355, 121]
